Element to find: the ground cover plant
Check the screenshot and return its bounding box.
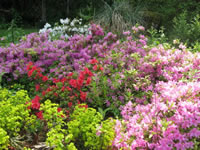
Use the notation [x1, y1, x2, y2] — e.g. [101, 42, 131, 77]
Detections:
[0, 21, 200, 150]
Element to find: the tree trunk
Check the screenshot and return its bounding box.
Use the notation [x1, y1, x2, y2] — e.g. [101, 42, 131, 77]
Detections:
[67, 0, 69, 16]
[41, 0, 46, 22]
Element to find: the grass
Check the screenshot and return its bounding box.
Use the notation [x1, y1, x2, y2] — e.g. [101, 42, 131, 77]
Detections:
[0, 28, 38, 37]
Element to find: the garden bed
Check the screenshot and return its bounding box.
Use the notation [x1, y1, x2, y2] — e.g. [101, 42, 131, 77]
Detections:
[0, 22, 200, 150]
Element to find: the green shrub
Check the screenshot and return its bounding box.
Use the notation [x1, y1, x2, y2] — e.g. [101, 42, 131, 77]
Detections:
[67, 104, 115, 150]
[0, 88, 31, 148]
[171, 11, 200, 46]
[0, 128, 9, 150]
[0, 89, 30, 137]
[40, 100, 76, 150]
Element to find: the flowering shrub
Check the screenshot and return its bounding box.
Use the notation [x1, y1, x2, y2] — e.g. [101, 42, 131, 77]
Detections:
[26, 62, 96, 118]
[1, 22, 200, 149]
[112, 82, 200, 149]
[0, 23, 107, 82]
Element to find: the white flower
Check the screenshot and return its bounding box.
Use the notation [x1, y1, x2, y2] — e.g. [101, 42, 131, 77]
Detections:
[60, 19, 64, 24]
[72, 27, 78, 32]
[44, 23, 51, 29]
[79, 28, 84, 33]
[70, 21, 75, 26]
[63, 18, 70, 24]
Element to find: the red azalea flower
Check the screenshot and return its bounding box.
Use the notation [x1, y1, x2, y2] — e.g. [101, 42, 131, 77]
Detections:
[54, 93, 58, 97]
[80, 91, 87, 101]
[53, 78, 60, 83]
[68, 102, 72, 108]
[67, 86, 72, 91]
[36, 111, 43, 120]
[26, 62, 33, 71]
[61, 86, 65, 92]
[57, 107, 62, 112]
[42, 91, 46, 96]
[31, 99, 40, 109]
[90, 59, 98, 64]
[35, 84, 40, 91]
[36, 67, 41, 73]
[83, 68, 93, 76]
[99, 67, 103, 71]
[85, 69, 93, 77]
[42, 76, 48, 82]
[34, 95, 40, 101]
[86, 77, 91, 85]
[77, 79, 83, 87]
[84, 67, 90, 73]
[28, 69, 34, 77]
[79, 73, 85, 80]
[69, 79, 77, 88]
[67, 72, 73, 77]
[46, 88, 51, 92]
[37, 72, 43, 78]
[61, 77, 67, 83]
[32, 66, 37, 71]
[88, 71, 93, 77]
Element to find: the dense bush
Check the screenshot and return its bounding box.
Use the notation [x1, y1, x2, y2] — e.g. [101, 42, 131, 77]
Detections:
[0, 89, 31, 149]
[0, 22, 200, 149]
[68, 104, 115, 150]
[0, 128, 9, 150]
[113, 81, 200, 149]
[171, 12, 200, 46]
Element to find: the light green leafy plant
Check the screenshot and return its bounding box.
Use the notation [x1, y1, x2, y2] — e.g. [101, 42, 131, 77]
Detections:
[0, 128, 9, 150]
[0, 89, 30, 136]
[67, 104, 115, 150]
[40, 100, 76, 150]
[0, 88, 31, 148]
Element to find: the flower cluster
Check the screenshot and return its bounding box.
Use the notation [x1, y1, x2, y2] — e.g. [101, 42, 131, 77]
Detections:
[26, 62, 95, 118]
[113, 81, 200, 149]
[39, 18, 90, 40]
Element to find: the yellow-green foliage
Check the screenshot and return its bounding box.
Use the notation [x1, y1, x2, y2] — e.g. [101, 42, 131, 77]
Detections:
[0, 128, 9, 150]
[41, 100, 76, 150]
[0, 88, 30, 145]
[98, 118, 116, 149]
[67, 105, 116, 150]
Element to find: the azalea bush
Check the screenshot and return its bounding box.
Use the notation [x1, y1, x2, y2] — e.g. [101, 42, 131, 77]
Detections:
[26, 60, 103, 116]
[113, 81, 200, 149]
